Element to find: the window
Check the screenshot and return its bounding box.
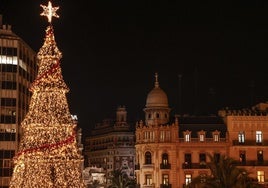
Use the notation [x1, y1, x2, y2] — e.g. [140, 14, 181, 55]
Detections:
[3, 159, 11, 168]
[156, 113, 160, 118]
[162, 174, 169, 185]
[257, 171, 265, 183]
[185, 174, 191, 185]
[184, 153, 191, 168]
[238, 131, 245, 143]
[212, 130, 220, 142]
[144, 131, 149, 140]
[199, 153, 206, 167]
[256, 131, 262, 144]
[162, 153, 168, 165]
[200, 134, 204, 142]
[198, 130, 206, 142]
[160, 131, 165, 141]
[213, 134, 219, 142]
[257, 150, 264, 163]
[184, 131, 191, 142]
[145, 151, 152, 164]
[239, 151, 246, 164]
[145, 174, 152, 185]
[166, 131, 170, 141]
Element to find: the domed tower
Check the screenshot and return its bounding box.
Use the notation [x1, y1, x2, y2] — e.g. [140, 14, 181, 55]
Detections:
[144, 73, 171, 126]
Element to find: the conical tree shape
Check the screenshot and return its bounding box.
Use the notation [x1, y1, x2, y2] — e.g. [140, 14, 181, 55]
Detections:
[9, 23, 85, 188]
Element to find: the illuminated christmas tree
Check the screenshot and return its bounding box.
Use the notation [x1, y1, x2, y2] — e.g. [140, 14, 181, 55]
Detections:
[9, 1, 85, 187]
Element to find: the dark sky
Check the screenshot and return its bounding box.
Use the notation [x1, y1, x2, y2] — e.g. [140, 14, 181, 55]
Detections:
[1, 0, 268, 133]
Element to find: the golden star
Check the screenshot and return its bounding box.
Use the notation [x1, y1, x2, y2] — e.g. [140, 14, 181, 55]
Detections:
[40, 1, 59, 23]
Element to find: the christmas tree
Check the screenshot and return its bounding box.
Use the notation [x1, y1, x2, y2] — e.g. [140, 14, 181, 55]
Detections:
[9, 1, 85, 187]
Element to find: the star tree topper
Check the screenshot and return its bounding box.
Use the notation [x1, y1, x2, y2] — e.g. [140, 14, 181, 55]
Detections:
[40, 1, 59, 23]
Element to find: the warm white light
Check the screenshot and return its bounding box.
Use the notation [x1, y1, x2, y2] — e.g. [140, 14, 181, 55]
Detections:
[40, 1, 59, 23]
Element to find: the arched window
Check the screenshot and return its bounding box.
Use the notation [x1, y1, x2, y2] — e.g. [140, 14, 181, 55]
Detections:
[162, 153, 168, 165]
[145, 151, 152, 164]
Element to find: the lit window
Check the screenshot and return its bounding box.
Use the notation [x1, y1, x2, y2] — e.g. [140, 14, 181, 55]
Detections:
[185, 134, 190, 142]
[200, 134, 204, 142]
[238, 131, 245, 143]
[184, 131, 191, 142]
[256, 131, 262, 143]
[185, 174, 191, 185]
[257, 171, 265, 183]
[145, 174, 152, 185]
[160, 131, 165, 141]
[214, 134, 219, 142]
[198, 130, 206, 142]
[162, 153, 168, 165]
[162, 174, 169, 185]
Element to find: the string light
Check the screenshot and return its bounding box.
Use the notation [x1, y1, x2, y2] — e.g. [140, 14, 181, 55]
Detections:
[9, 1, 86, 187]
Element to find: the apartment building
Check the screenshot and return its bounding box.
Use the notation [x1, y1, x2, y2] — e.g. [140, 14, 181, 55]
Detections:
[0, 15, 38, 187]
[135, 73, 268, 188]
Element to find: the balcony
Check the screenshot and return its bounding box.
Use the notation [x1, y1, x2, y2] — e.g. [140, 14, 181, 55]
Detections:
[179, 138, 227, 143]
[182, 162, 209, 169]
[160, 163, 171, 169]
[142, 163, 154, 169]
[232, 140, 268, 146]
[160, 184, 172, 188]
[143, 185, 155, 188]
[233, 160, 268, 166]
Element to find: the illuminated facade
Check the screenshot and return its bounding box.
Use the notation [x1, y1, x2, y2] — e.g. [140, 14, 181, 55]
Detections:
[84, 106, 135, 185]
[135, 73, 268, 188]
[0, 16, 38, 187]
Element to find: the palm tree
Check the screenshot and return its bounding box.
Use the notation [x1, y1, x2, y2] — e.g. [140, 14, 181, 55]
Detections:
[188, 154, 261, 188]
[108, 169, 135, 188]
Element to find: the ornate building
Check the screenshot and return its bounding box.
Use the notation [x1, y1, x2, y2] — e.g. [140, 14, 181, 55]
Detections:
[84, 106, 135, 185]
[135, 73, 268, 188]
[0, 16, 38, 187]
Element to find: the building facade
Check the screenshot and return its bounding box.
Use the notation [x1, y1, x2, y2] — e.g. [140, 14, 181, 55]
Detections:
[0, 16, 38, 187]
[84, 106, 135, 186]
[135, 73, 268, 188]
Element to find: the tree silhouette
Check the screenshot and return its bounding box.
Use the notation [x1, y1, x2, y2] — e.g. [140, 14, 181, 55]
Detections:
[108, 169, 135, 188]
[188, 154, 261, 188]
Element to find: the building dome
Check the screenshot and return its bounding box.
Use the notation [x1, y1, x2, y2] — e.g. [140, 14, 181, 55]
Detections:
[146, 73, 168, 108]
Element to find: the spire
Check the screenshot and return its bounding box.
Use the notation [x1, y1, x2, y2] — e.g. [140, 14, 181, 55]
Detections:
[155, 72, 159, 88]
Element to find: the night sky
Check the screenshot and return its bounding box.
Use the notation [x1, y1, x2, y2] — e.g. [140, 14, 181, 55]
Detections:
[1, 0, 268, 134]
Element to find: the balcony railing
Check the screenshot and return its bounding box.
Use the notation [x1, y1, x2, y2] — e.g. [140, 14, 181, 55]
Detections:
[182, 162, 209, 169]
[160, 184, 172, 188]
[179, 138, 227, 143]
[232, 140, 268, 146]
[181, 160, 268, 169]
[160, 163, 171, 169]
[142, 163, 154, 169]
[233, 160, 268, 166]
[143, 185, 155, 188]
